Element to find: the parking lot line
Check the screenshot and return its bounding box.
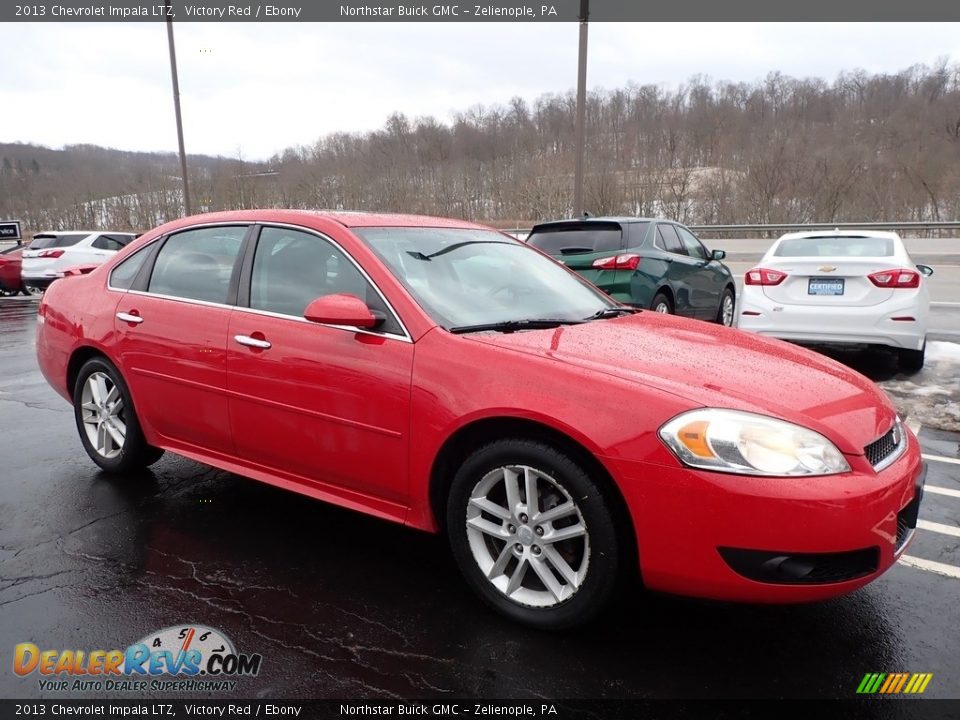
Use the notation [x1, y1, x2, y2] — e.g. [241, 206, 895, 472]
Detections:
[926, 485, 960, 499]
[917, 519, 960, 538]
[898, 555, 960, 580]
[921, 453, 960, 466]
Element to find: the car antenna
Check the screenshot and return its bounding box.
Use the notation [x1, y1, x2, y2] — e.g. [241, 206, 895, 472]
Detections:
[582, 211, 593, 220]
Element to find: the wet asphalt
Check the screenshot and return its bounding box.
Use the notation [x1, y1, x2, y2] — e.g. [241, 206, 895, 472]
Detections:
[0, 296, 958, 701]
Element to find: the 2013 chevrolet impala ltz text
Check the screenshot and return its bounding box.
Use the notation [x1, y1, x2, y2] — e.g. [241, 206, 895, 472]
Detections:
[35, 210, 926, 628]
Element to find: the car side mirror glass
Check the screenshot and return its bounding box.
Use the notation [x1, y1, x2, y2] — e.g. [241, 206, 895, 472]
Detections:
[916, 264, 934, 277]
[712, 249, 726, 261]
[304, 294, 380, 329]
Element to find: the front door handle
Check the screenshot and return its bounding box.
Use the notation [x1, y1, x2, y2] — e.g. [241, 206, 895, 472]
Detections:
[116, 312, 144, 324]
[234, 334, 272, 350]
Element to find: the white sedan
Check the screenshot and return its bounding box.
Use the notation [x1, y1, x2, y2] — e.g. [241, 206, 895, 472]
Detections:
[737, 230, 932, 372]
[21, 231, 136, 291]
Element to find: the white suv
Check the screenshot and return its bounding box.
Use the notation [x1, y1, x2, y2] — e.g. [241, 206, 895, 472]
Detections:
[737, 230, 932, 372]
[22, 231, 137, 290]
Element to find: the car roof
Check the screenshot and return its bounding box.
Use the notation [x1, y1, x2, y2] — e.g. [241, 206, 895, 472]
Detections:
[149, 209, 493, 232]
[34, 230, 135, 236]
[531, 216, 658, 230]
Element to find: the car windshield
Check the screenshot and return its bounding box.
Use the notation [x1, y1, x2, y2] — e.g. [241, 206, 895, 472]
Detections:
[28, 233, 89, 249]
[775, 236, 894, 257]
[357, 227, 616, 330]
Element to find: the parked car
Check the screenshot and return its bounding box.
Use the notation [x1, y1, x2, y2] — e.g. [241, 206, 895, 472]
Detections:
[738, 230, 932, 372]
[36, 210, 924, 628]
[526, 217, 736, 326]
[21, 231, 137, 291]
[0, 246, 30, 295]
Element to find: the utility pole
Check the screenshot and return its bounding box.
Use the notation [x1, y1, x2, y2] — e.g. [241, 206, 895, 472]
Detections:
[572, 0, 589, 217]
[165, 0, 191, 216]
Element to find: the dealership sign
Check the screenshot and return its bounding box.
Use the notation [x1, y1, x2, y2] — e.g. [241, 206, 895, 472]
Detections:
[0, 221, 21, 241]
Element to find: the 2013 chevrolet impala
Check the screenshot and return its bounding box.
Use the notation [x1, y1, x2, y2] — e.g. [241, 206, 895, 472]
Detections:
[36, 210, 925, 628]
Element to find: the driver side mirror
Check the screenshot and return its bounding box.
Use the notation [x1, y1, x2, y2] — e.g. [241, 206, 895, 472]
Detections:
[711, 249, 726, 261]
[304, 294, 381, 329]
[916, 264, 934, 277]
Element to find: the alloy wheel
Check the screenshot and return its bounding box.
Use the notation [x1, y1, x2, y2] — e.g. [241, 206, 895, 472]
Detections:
[465, 464, 590, 608]
[721, 294, 735, 326]
[79, 371, 126, 459]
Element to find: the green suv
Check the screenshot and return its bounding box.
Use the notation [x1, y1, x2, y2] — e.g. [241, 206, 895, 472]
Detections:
[526, 217, 736, 326]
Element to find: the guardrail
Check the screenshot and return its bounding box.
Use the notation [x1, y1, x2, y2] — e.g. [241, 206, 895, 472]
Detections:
[502, 221, 960, 238]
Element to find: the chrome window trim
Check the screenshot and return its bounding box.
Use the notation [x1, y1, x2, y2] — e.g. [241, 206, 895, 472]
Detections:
[250, 221, 412, 342]
[231, 304, 412, 344]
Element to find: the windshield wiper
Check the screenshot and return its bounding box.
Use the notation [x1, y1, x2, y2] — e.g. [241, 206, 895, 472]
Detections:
[587, 307, 641, 320]
[449, 318, 586, 334]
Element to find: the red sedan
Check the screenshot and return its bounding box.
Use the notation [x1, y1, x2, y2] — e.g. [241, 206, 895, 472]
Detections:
[0, 246, 30, 295]
[35, 210, 925, 628]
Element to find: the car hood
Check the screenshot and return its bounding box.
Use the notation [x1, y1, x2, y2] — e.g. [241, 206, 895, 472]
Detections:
[465, 312, 896, 455]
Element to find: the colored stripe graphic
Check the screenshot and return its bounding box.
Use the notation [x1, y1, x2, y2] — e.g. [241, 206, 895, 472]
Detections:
[857, 672, 933, 694]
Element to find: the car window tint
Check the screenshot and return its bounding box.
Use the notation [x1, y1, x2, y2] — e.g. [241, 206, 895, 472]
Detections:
[527, 226, 622, 255]
[250, 227, 401, 334]
[28, 233, 88, 249]
[775, 236, 895, 257]
[656, 225, 686, 255]
[92, 235, 126, 252]
[148, 226, 246, 304]
[676, 227, 708, 260]
[109, 247, 150, 290]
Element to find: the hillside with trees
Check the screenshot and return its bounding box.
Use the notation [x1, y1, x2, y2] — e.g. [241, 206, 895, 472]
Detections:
[3, 62, 960, 233]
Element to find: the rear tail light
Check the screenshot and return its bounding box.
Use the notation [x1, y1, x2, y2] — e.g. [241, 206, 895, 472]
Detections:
[592, 254, 641, 271]
[745, 268, 787, 286]
[38, 249, 65, 259]
[868, 269, 920, 289]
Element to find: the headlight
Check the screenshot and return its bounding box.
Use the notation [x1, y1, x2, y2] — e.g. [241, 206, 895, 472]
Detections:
[658, 409, 850, 476]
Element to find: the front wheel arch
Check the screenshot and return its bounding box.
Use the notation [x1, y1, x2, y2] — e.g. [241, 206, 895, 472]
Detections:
[428, 417, 638, 573]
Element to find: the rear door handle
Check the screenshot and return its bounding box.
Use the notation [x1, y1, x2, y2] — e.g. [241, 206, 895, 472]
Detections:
[116, 312, 144, 324]
[234, 334, 272, 350]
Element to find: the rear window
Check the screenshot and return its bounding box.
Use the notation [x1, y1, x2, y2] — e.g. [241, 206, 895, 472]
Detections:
[775, 236, 894, 257]
[28, 233, 89, 250]
[527, 224, 623, 255]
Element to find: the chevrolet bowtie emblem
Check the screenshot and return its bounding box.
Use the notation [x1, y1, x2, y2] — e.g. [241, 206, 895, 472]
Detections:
[819, 266, 837, 272]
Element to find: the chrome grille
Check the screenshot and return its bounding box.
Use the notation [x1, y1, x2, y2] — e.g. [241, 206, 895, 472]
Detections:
[864, 420, 904, 470]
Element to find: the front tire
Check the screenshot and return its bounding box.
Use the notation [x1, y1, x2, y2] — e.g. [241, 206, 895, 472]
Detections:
[446, 439, 621, 629]
[898, 340, 926, 374]
[74, 357, 164, 472]
[716, 288, 735, 326]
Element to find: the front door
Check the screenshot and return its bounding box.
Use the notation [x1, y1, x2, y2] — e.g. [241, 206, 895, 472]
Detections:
[226, 225, 414, 507]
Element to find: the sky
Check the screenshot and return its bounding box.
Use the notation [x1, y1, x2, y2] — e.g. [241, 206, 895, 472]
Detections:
[3, 22, 960, 161]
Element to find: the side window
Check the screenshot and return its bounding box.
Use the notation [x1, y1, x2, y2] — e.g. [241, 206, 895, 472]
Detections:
[250, 227, 402, 334]
[92, 235, 126, 252]
[109, 247, 149, 290]
[148, 226, 247, 304]
[656, 225, 686, 255]
[676, 227, 708, 260]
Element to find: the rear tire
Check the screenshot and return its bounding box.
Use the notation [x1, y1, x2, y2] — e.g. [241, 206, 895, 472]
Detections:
[446, 439, 622, 629]
[73, 357, 164, 473]
[651, 292, 673, 315]
[898, 340, 926, 374]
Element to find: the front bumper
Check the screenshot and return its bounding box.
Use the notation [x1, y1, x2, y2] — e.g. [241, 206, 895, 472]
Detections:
[609, 434, 924, 602]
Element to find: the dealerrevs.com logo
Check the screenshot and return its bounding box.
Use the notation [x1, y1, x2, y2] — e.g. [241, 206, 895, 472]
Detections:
[13, 625, 262, 692]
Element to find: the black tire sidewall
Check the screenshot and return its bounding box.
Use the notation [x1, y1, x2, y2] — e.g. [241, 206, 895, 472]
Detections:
[651, 292, 672, 314]
[717, 288, 734, 325]
[73, 357, 153, 473]
[446, 439, 621, 630]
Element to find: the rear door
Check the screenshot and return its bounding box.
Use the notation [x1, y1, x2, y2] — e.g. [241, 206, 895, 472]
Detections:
[111, 224, 250, 455]
[526, 222, 625, 298]
[654, 223, 699, 317]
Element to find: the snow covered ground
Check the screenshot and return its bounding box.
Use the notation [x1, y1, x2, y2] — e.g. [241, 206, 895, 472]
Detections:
[881, 341, 960, 432]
